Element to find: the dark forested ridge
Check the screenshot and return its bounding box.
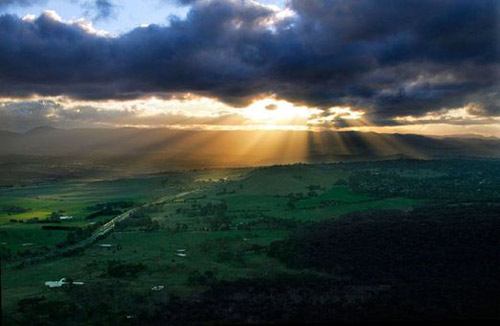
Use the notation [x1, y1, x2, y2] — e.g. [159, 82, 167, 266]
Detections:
[268, 204, 500, 319]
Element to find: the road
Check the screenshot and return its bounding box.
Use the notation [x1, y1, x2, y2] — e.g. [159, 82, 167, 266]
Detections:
[8, 190, 197, 268]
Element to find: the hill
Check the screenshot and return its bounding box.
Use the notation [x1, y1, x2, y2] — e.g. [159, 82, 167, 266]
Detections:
[0, 128, 498, 170]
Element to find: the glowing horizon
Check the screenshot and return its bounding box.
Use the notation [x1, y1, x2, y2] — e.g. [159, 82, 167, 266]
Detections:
[1, 94, 499, 138]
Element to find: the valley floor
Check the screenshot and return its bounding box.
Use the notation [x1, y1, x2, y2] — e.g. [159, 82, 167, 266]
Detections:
[1, 159, 499, 324]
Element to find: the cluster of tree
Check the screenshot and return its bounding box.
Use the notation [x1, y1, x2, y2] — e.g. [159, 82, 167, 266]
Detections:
[236, 216, 300, 230]
[216, 250, 245, 266]
[88, 201, 136, 211]
[286, 192, 311, 209]
[10, 217, 63, 224]
[205, 215, 231, 231]
[338, 158, 500, 173]
[4, 246, 51, 262]
[212, 243, 266, 267]
[49, 211, 66, 219]
[238, 210, 267, 219]
[179, 201, 231, 230]
[8, 274, 358, 326]
[57, 222, 103, 247]
[334, 179, 348, 185]
[85, 201, 144, 220]
[243, 243, 266, 254]
[8, 281, 160, 326]
[187, 270, 218, 286]
[177, 201, 228, 219]
[86, 207, 123, 220]
[215, 186, 236, 196]
[1, 205, 31, 215]
[107, 260, 146, 278]
[349, 171, 500, 201]
[115, 212, 160, 231]
[0, 246, 13, 261]
[167, 222, 189, 233]
[142, 275, 385, 325]
[160, 172, 193, 187]
[347, 159, 500, 202]
[42, 225, 78, 231]
[184, 194, 207, 203]
[139, 204, 164, 214]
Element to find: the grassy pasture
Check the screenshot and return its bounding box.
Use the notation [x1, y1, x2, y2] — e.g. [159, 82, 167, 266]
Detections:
[0, 175, 192, 253]
[1, 229, 291, 311]
[2, 162, 429, 316]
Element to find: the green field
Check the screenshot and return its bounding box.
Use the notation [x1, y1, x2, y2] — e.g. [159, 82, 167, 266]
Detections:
[0, 174, 195, 253]
[1, 162, 432, 316]
[3, 159, 500, 324]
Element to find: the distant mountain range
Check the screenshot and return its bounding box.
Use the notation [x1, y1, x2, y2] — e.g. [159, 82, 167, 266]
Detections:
[0, 127, 499, 169]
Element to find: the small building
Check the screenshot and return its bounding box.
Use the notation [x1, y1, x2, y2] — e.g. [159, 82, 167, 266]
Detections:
[45, 278, 84, 288]
[151, 285, 165, 291]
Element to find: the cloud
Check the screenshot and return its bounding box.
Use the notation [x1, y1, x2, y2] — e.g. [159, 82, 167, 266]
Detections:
[92, 0, 116, 21]
[0, 98, 252, 131]
[0, 1, 115, 21]
[0, 0, 46, 9]
[0, 0, 498, 125]
[173, 0, 199, 5]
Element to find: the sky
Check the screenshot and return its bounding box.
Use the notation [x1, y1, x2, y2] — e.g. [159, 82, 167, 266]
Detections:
[0, 0, 499, 137]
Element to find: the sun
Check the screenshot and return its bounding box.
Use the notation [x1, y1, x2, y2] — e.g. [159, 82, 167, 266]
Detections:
[241, 98, 320, 129]
[240, 98, 367, 131]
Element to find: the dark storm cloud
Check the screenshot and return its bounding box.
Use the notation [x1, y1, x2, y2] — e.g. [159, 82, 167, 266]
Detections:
[0, 0, 498, 123]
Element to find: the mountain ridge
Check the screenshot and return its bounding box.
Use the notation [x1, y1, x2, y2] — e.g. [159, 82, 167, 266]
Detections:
[1, 127, 498, 170]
